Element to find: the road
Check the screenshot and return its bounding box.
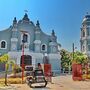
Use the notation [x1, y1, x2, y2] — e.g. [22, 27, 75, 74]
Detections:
[0, 74, 90, 90]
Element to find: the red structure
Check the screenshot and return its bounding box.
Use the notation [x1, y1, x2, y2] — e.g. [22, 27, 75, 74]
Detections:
[21, 31, 27, 83]
[72, 64, 82, 81]
[22, 43, 24, 82]
[43, 64, 52, 82]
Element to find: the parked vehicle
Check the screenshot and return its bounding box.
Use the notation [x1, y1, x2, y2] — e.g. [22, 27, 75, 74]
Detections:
[26, 69, 47, 88]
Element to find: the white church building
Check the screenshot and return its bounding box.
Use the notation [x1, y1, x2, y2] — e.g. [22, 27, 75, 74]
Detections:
[0, 13, 61, 74]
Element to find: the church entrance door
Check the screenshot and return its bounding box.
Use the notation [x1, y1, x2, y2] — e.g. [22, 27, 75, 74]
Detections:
[20, 55, 32, 66]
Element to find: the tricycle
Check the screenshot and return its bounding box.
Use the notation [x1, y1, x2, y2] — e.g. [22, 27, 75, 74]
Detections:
[26, 69, 47, 88]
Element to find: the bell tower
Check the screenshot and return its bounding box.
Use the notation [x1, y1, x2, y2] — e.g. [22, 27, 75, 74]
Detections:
[11, 17, 18, 51]
[49, 30, 58, 53]
[34, 20, 41, 53]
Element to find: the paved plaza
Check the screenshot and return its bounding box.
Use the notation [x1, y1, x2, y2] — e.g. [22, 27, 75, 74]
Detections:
[0, 74, 90, 90]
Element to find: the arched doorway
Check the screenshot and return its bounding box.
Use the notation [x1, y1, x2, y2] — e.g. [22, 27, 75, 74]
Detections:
[20, 55, 32, 66]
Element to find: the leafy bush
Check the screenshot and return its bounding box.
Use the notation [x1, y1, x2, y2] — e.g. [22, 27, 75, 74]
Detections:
[13, 65, 22, 73]
[87, 74, 90, 79]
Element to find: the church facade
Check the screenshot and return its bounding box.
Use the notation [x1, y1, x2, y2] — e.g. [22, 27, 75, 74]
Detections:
[0, 13, 61, 74]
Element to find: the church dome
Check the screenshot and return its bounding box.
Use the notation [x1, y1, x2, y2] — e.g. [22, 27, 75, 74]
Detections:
[82, 14, 90, 24]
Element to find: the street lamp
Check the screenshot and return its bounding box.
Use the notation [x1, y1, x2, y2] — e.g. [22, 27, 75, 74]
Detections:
[72, 43, 77, 61]
[21, 32, 26, 83]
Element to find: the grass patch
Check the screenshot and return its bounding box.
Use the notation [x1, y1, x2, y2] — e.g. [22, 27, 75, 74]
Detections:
[0, 77, 26, 84]
[0, 79, 5, 87]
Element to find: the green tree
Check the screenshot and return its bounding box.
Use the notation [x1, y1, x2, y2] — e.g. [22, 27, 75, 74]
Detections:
[71, 51, 88, 64]
[60, 49, 71, 72]
[60, 49, 88, 73]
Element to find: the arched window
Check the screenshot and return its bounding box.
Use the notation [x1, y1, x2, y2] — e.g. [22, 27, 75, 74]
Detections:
[23, 34, 28, 42]
[41, 44, 47, 51]
[83, 30, 85, 37]
[1, 41, 7, 49]
[42, 45, 45, 50]
[21, 33, 30, 44]
[87, 27, 90, 36]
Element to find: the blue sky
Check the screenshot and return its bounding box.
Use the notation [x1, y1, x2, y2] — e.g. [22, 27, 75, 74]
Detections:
[0, 0, 90, 51]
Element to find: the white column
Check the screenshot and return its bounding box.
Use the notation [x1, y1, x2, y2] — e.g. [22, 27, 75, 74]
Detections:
[32, 57, 36, 69]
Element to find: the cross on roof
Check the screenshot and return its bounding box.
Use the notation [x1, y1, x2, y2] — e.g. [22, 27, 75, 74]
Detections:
[24, 10, 28, 13]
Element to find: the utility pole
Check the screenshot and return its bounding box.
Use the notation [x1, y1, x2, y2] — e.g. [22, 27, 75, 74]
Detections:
[68, 43, 74, 74]
[72, 43, 74, 61]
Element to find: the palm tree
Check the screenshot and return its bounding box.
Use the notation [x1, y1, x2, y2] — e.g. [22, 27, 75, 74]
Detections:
[0, 54, 15, 85]
[0, 54, 9, 85]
